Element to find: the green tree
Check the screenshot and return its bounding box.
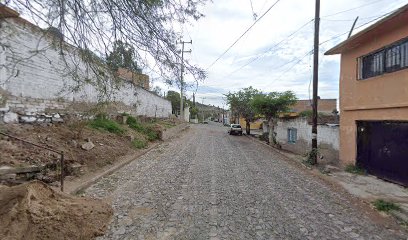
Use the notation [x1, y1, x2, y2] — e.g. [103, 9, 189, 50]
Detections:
[190, 106, 198, 119]
[166, 91, 181, 115]
[251, 91, 297, 144]
[4, 0, 208, 98]
[107, 41, 141, 72]
[225, 87, 260, 135]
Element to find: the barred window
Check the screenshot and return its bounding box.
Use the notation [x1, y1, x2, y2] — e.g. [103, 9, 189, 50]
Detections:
[358, 38, 408, 80]
[287, 128, 297, 144]
[362, 51, 384, 79]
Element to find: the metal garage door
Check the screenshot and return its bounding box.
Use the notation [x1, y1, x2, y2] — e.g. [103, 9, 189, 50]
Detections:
[357, 121, 408, 187]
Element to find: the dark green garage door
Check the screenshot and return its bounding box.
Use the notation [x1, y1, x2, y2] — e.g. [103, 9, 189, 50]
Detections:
[357, 121, 408, 187]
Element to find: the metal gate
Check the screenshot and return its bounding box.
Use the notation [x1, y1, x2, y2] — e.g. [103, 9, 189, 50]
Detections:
[357, 121, 408, 187]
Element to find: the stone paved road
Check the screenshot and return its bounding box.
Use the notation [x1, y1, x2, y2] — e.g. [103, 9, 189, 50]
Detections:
[86, 124, 406, 240]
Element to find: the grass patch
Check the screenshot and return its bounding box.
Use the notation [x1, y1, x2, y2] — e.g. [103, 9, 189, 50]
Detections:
[126, 116, 159, 141]
[132, 139, 147, 149]
[372, 199, 400, 212]
[89, 117, 125, 134]
[345, 164, 365, 175]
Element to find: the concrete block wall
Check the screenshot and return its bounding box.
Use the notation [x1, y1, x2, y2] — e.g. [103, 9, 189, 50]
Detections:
[0, 17, 171, 121]
[276, 117, 339, 164]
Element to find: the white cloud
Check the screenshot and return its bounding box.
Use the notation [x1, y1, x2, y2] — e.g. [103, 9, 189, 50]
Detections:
[168, 0, 408, 107]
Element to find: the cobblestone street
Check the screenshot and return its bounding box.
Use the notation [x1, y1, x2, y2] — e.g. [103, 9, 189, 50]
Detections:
[86, 124, 406, 240]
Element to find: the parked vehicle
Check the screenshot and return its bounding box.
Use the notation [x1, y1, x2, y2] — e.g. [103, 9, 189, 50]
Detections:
[228, 124, 243, 135]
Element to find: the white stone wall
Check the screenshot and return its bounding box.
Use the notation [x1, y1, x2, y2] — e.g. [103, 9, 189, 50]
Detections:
[276, 118, 339, 150]
[0, 17, 171, 119]
[276, 118, 339, 163]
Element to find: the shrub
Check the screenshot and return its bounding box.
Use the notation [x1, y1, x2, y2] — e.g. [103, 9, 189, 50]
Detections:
[126, 116, 144, 131]
[259, 133, 269, 143]
[373, 199, 400, 212]
[132, 139, 147, 149]
[345, 164, 365, 175]
[144, 127, 159, 141]
[126, 116, 159, 141]
[89, 117, 125, 134]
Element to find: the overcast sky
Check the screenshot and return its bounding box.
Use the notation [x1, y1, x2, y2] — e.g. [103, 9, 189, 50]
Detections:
[151, 0, 408, 108]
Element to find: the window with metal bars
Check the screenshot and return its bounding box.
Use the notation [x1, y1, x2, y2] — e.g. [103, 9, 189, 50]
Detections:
[358, 37, 408, 80]
[287, 128, 297, 144]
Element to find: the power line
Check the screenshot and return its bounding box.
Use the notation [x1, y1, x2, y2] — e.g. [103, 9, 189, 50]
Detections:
[206, 0, 281, 70]
[322, 0, 385, 18]
[227, 19, 314, 76]
[269, 50, 314, 85]
[319, 9, 397, 46]
[266, 7, 398, 90]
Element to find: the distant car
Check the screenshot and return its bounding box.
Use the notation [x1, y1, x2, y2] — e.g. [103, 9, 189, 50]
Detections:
[203, 121, 208, 124]
[228, 124, 243, 135]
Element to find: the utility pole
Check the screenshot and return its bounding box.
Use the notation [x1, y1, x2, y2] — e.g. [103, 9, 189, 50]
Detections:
[311, 0, 320, 165]
[177, 40, 192, 121]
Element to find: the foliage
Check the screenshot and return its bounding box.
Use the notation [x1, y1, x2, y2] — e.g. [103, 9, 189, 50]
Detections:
[299, 110, 313, 118]
[299, 110, 331, 118]
[259, 133, 269, 143]
[4, 0, 208, 98]
[225, 87, 260, 121]
[132, 138, 148, 149]
[372, 199, 401, 212]
[126, 116, 159, 141]
[304, 148, 319, 166]
[166, 91, 181, 114]
[251, 91, 298, 120]
[89, 117, 125, 134]
[106, 40, 142, 72]
[190, 106, 199, 118]
[345, 164, 366, 175]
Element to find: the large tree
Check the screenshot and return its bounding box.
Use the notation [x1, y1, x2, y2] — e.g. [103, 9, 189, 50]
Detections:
[251, 91, 297, 144]
[225, 87, 260, 135]
[166, 90, 180, 115]
[106, 40, 142, 73]
[2, 0, 207, 99]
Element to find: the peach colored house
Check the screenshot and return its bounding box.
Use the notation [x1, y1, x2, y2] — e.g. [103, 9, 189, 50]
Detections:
[325, 4, 408, 186]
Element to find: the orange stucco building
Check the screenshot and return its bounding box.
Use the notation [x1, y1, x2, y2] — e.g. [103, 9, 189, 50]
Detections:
[325, 5, 408, 186]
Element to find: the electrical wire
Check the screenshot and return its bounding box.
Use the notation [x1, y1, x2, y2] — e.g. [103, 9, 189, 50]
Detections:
[206, 0, 282, 70]
[226, 19, 314, 76]
[322, 0, 386, 18]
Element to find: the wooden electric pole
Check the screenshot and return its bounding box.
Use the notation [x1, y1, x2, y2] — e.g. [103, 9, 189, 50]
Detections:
[177, 40, 192, 121]
[311, 0, 320, 165]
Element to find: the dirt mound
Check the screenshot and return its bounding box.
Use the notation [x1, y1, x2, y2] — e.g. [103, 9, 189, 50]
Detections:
[0, 181, 113, 240]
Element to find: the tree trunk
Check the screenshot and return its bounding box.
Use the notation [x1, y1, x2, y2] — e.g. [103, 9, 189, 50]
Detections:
[246, 119, 250, 135]
[268, 118, 276, 145]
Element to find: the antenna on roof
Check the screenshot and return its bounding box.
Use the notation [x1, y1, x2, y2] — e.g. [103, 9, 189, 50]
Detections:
[347, 16, 359, 39]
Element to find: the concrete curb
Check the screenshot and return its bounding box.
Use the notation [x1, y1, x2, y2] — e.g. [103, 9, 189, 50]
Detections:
[67, 124, 191, 195]
[67, 143, 160, 195]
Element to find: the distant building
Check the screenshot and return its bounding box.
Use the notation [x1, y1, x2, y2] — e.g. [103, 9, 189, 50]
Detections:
[117, 68, 150, 90]
[290, 99, 337, 114]
[325, 4, 408, 186]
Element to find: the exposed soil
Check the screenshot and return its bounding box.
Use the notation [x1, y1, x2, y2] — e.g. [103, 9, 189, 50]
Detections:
[0, 123, 135, 172]
[0, 181, 113, 240]
[0, 118, 178, 184]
